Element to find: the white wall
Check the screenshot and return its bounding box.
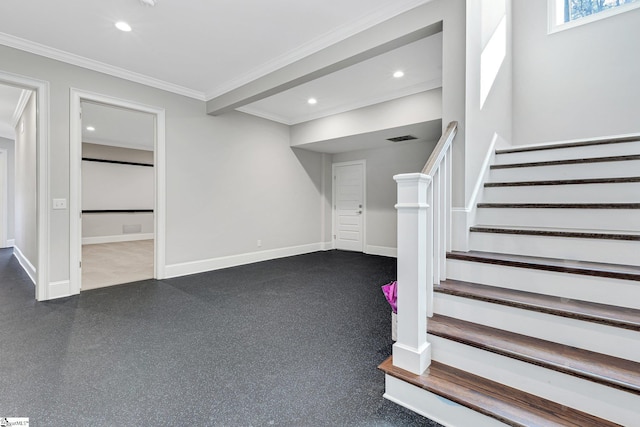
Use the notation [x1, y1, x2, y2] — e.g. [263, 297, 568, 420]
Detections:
[14, 92, 37, 267]
[0, 44, 325, 285]
[464, 0, 512, 207]
[82, 143, 155, 243]
[512, 1, 640, 144]
[0, 136, 15, 245]
[331, 140, 436, 253]
[291, 90, 442, 147]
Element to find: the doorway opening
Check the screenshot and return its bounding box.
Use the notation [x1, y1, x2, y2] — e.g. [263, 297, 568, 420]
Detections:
[332, 160, 366, 252]
[0, 72, 49, 301]
[80, 101, 156, 290]
[70, 90, 166, 294]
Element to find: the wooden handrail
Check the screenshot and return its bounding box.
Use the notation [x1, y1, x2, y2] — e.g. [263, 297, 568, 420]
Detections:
[422, 121, 458, 175]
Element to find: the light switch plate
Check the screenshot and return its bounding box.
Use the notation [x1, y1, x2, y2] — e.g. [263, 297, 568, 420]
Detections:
[53, 198, 67, 210]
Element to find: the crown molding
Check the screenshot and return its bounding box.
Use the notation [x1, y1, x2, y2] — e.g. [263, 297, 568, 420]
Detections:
[238, 79, 442, 126]
[0, 32, 206, 101]
[11, 89, 32, 128]
[204, 0, 434, 100]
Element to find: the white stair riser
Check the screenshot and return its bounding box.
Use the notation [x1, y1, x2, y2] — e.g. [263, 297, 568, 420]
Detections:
[433, 293, 640, 362]
[483, 182, 640, 204]
[490, 159, 640, 182]
[494, 140, 640, 164]
[384, 375, 509, 427]
[476, 208, 640, 232]
[429, 335, 640, 427]
[469, 232, 640, 266]
[446, 258, 640, 309]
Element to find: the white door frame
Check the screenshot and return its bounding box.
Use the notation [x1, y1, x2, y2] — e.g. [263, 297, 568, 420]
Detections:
[0, 148, 7, 248]
[0, 71, 50, 301]
[70, 88, 166, 294]
[332, 159, 366, 251]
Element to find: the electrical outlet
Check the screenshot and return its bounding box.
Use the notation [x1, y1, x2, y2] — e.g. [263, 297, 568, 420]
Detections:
[53, 198, 67, 210]
[257, 239, 262, 247]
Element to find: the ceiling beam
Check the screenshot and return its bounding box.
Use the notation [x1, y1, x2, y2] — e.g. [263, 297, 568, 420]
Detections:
[206, 7, 443, 116]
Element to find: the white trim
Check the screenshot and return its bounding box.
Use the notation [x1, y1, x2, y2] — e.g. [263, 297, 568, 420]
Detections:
[0, 148, 6, 248]
[70, 88, 166, 296]
[332, 160, 367, 253]
[365, 245, 397, 258]
[164, 243, 324, 279]
[320, 242, 333, 251]
[0, 32, 205, 101]
[82, 233, 154, 245]
[203, 0, 434, 100]
[11, 89, 31, 128]
[0, 70, 50, 301]
[47, 280, 72, 300]
[548, 0, 640, 34]
[13, 245, 36, 285]
[6, 239, 15, 247]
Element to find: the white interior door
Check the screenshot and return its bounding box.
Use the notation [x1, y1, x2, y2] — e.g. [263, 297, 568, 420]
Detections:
[333, 161, 365, 252]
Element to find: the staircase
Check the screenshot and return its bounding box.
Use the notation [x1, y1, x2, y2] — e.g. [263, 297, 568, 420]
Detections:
[379, 136, 640, 426]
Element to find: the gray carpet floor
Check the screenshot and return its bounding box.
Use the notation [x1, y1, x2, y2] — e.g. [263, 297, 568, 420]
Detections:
[0, 248, 442, 426]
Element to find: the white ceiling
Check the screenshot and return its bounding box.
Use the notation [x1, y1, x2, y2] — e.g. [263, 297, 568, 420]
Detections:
[0, 0, 442, 151]
[82, 102, 155, 151]
[295, 119, 442, 154]
[238, 33, 443, 125]
[0, 0, 432, 99]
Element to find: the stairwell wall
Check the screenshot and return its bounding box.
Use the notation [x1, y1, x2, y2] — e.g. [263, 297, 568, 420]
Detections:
[452, 0, 513, 250]
[512, 0, 640, 145]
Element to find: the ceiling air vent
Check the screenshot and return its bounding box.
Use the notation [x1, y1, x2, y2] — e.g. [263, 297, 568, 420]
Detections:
[387, 135, 418, 143]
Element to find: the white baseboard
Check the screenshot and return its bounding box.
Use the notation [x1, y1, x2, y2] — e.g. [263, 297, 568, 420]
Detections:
[13, 245, 36, 285]
[366, 245, 397, 258]
[82, 233, 154, 245]
[164, 242, 326, 279]
[46, 280, 73, 300]
[320, 241, 333, 251]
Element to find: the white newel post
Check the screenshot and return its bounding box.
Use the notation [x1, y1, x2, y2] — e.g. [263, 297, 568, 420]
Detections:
[393, 173, 432, 375]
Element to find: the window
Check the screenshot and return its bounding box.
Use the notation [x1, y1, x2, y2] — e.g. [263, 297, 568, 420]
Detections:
[549, 0, 640, 32]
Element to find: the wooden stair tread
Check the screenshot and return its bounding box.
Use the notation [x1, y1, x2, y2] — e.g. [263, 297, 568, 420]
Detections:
[491, 154, 640, 170]
[470, 225, 640, 241]
[447, 250, 640, 281]
[495, 136, 640, 154]
[485, 176, 640, 187]
[435, 279, 640, 330]
[477, 202, 640, 209]
[428, 315, 640, 395]
[379, 357, 620, 427]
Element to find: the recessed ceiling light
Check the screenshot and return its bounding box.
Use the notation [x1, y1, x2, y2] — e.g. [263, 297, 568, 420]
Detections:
[307, 98, 317, 105]
[393, 70, 405, 78]
[115, 21, 132, 32]
[86, 126, 96, 132]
